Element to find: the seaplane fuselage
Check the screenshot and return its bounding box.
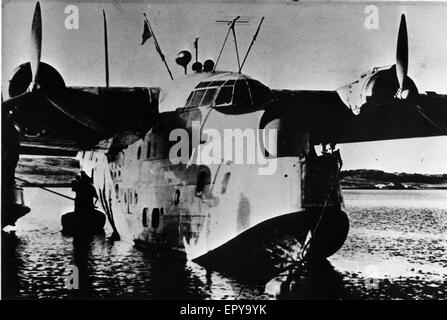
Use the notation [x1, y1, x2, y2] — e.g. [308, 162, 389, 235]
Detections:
[77, 71, 349, 277]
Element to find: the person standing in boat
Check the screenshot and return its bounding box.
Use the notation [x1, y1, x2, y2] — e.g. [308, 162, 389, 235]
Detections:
[71, 171, 98, 214]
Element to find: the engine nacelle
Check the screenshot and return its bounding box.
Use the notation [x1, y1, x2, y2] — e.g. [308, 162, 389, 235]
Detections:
[337, 65, 418, 115]
[6, 62, 66, 136]
[7, 61, 65, 99]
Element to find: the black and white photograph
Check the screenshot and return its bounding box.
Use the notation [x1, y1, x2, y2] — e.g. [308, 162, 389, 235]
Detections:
[1, 0, 446, 303]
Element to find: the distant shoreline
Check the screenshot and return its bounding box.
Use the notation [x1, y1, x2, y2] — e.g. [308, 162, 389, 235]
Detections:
[15, 157, 447, 190]
[341, 186, 447, 190]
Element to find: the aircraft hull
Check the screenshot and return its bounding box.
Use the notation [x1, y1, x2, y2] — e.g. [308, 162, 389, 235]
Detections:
[79, 144, 348, 278]
[193, 208, 349, 282]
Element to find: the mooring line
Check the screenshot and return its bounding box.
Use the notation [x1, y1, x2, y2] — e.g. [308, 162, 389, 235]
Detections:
[15, 176, 75, 201]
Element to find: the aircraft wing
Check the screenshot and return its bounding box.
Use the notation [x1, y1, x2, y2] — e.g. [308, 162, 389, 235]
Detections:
[3, 86, 159, 156]
[270, 89, 447, 145]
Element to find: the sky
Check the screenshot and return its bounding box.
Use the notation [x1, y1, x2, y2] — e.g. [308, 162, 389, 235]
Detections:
[2, 0, 447, 173]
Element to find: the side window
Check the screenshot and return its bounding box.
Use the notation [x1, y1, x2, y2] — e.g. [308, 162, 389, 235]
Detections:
[142, 208, 148, 227]
[174, 189, 180, 206]
[151, 208, 160, 229]
[195, 171, 208, 197]
[215, 86, 233, 106]
[147, 141, 151, 158]
[248, 80, 274, 107]
[137, 146, 142, 160]
[233, 81, 251, 106]
[221, 172, 231, 194]
[152, 142, 158, 158]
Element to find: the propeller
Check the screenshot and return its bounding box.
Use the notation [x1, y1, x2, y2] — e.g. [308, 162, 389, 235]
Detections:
[29, 1, 42, 91]
[3, 1, 106, 135]
[395, 14, 409, 99]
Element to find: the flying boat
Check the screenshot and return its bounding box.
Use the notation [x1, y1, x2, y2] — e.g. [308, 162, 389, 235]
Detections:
[2, 2, 446, 280]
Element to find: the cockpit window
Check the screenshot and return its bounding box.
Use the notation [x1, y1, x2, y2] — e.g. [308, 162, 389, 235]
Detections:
[247, 80, 274, 107]
[195, 81, 212, 88]
[215, 86, 233, 106]
[185, 77, 274, 110]
[224, 80, 236, 85]
[200, 88, 218, 107]
[185, 91, 194, 108]
[190, 89, 206, 108]
[209, 80, 225, 87]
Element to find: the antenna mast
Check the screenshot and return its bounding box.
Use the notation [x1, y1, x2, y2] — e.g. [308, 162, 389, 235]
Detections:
[103, 10, 110, 87]
[194, 37, 199, 62]
[213, 16, 240, 72]
[232, 25, 241, 72]
[239, 16, 264, 74]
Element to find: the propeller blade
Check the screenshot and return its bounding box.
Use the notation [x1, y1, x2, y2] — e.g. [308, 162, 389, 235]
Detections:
[396, 14, 408, 90]
[30, 1, 42, 88]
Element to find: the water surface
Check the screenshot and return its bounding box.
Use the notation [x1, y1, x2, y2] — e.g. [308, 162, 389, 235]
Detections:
[2, 188, 446, 299]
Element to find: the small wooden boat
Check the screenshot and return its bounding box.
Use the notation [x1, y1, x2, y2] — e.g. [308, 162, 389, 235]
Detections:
[61, 209, 106, 235]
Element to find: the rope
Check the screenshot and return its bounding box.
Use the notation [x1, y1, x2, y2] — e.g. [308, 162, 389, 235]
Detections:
[282, 155, 343, 276]
[14, 176, 75, 201]
[299, 159, 342, 261]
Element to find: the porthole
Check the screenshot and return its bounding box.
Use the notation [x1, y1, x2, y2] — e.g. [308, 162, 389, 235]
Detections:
[221, 172, 231, 194]
[174, 190, 180, 206]
[147, 141, 152, 158]
[151, 208, 160, 229]
[195, 171, 207, 197]
[142, 208, 148, 227]
[137, 146, 142, 160]
[153, 142, 158, 158]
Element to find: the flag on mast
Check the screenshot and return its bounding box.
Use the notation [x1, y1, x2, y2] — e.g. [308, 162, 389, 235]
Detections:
[141, 20, 152, 45]
[141, 12, 174, 80]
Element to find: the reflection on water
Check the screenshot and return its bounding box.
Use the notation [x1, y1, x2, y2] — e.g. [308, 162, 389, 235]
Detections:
[2, 188, 446, 299]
